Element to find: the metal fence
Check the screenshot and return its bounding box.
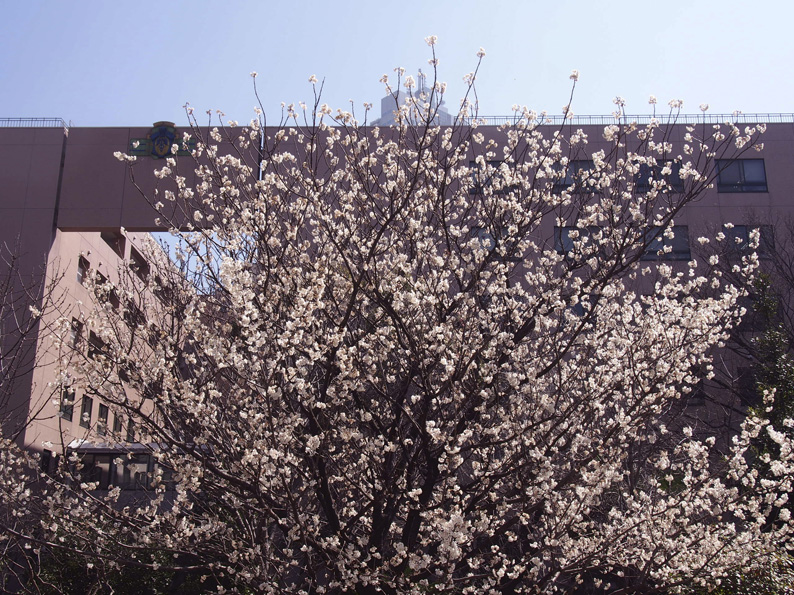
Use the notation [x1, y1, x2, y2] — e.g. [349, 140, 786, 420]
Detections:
[1, 114, 791, 130]
[0, 117, 70, 129]
[460, 113, 794, 126]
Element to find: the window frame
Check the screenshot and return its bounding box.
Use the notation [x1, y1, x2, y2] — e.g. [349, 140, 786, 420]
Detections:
[101, 230, 126, 258]
[129, 246, 150, 282]
[716, 159, 768, 193]
[69, 318, 83, 348]
[469, 160, 517, 195]
[635, 161, 684, 193]
[88, 332, 106, 360]
[552, 159, 595, 192]
[112, 414, 123, 434]
[59, 388, 75, 422]
[722, 224, 774, 258]
[77, 256, 90, 285]
[553, 225, 603, 258]
[470, 226, 522, 262]
[641, 225, 691, 261]
[97, 404, 109, 436]
[79, 395, 93, 429]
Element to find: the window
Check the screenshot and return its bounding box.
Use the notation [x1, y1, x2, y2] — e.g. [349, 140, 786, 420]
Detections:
[641, 225, 690, 261]
[101, 230, 126, 258]
[59, 388, 75, 422]
[113, 414, 123, 434]
[553, 160, 594, 192]
[114, 454, 151, 490]
[97, 404, 109, 436]
[153, 275, 174, 304]
[737, 367, 762, 407]
[687, 379, 706, 407]
[554, 226, 602, 257]
[123, 300, 145, 329]
[470, 227, 521, 262]
[76, 454, 113, 490]
[79, 396, 93, 428]
[77, 256, 90, 285]
[126, 418, 136, 443]
[722, 224, 774, 257]
[108, 288, 120, 310]
[69, 319, 83, 348]
[70, 451, 175, 492]
[88, 332, 106, 360]
[469, 160, 516, 195]
[635, 161, 683, 192]
[40, 449, 52, 474]
[95, 272, 120, 310]
[716, 159, 767, 193]
[129, 246, 150, 282]
[570, 295, 597, 318]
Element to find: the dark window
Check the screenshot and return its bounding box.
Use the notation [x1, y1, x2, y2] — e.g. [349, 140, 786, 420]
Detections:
[97, 404, 109, 436]
[113, 454, 151, 490]
[716, 159, 767, 193]
[635, 161, 683, 192]
[470, 227, 521, 262]
[553, 160, 595, 192]
[40, 449, 52, 474]
[147, 325, 161, 349]
[687, 379, 706, 407]
[126, 418, 136, 443]
[79, 396, 93, 428]
[158, 462, 176, 491]
[88, 332, 106, 360]
[95, 272, 120, 310]
[469, 160, 516, 195]
[113, 414, 123, 434]
[59, 388, 75, 422]
[124, 300, 145, 329]
[737, 367, 761, 407]
[71, 453, 174, 492]
[153, 275, 174, 304]
[641, 225, 690, 261]
[722, 224, 774, 257]
[108, 289, 120, 310]
[472, 227, 496, 252]
[101, 230, 126, 258]
[77, 454, 112, 490]
[554, 226, 603, 257]
[77, 256, 90, 285]
[129, 246, 150, 282]
[570, 295, 597, 318]
[69, 319, 83, 348]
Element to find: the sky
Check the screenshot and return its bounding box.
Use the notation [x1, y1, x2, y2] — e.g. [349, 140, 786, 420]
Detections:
[1, 0, 791, 127]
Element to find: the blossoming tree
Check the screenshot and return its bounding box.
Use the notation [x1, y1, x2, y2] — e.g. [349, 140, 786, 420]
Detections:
[2, 46, 792, 593]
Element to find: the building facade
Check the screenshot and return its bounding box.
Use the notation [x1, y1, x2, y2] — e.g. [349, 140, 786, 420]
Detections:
[2, 114, 794, 467]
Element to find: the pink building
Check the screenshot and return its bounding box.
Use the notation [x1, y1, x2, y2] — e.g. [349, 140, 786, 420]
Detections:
[1, 114, 793, 466]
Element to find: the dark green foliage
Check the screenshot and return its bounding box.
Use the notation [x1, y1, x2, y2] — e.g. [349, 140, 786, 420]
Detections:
[750, 274, 794, 452]
[687, 555, 794, 595]
[34, 548, 221, 595]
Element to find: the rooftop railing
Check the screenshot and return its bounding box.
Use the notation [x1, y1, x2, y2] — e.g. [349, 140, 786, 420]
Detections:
[1, 114, 791, 130]
[0, 117, 70, 129]
[461, 113, 794, 126]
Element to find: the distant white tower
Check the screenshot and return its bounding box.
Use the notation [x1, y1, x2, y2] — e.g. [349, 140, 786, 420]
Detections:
[372, 69, 453, 126]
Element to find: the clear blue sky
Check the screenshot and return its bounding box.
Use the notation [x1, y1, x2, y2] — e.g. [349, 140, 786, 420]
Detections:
[1, 0, 791, 127]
